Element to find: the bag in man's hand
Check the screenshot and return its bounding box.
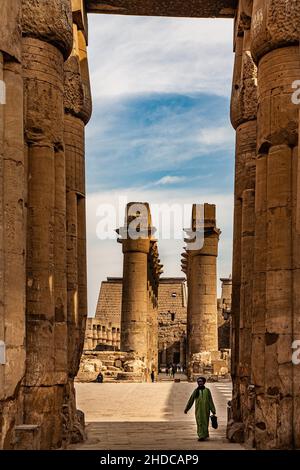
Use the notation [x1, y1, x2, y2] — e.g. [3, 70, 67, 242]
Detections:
[210, 414, 218, 429]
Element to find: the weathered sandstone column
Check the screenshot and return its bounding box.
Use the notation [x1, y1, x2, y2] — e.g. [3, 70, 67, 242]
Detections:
[21, 0, 87, 449]
[180, 337, 186, 366]
[84, 318, 93, 350]
[161, 344, 167, 367]
[229, 0, 257, 445]
[116, 328, 121, 350]
[64, 0, 91, 379]
[106, 327, 113, 347]
[117, 203, 162, 378]
[102, 326, 107, 345]
[0, 0, 26, 449]
[249, 0, 300, 449]
[61, 2, 91, 445]
[112, 327, 117, 348]
[183, 204, 220, 379]
[97, 325, 101, 345]
[91, 325, 96, 349]
[217, 277, 232, 351]
[147, 241, 161, 375]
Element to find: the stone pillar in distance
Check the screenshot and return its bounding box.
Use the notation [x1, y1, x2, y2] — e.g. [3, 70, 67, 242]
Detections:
[183, 204, 221, 380]
[117, 202, 162, 380]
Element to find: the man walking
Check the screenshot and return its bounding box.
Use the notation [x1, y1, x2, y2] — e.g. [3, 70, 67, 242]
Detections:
[184, 376, 216, 441]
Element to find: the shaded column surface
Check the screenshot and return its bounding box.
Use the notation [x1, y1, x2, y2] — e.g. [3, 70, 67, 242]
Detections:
[147, 241, 161, 377]
[19, 0, 89, 450]
[22, 0, 73, 449]
[217, 277, 232, 351]
[117, 203, 162, 379]
[228, 0, 258, 446]
[0, 0, 25, 449]
[249, 0, 300, 450]
[64, 0, 91, 389]
[182, 204, 221, 379]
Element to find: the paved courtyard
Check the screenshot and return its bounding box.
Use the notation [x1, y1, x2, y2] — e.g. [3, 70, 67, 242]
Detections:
[71, 378, 244, 450]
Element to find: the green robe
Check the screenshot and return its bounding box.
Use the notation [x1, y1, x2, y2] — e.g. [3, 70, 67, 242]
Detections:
[184, 387, 216, 439]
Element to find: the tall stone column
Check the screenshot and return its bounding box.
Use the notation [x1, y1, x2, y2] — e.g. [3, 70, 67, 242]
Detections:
[106, 328, 113, 347]
[217, 277, 232, 351]
[98, 325, 103, 345]
[64, 0, 91, 379]
[248, 0, 300, 449]
[147, 241, 161, 375]
[116, 328, 121, 350]
[21, 0, 86, 449]
[181, 245, 190, 373]
[61, 1, 91, 445]
[183, 204, 220, 379]
[121, 243, 149, 358]
[180, 337, 186, 367]
[117, 202, 162, 379]
[84, 318, 93, 350]
[161, 345, 167, 367]
[219, 277, 232, 308]
[112, 327, 117, 348]
[102, 326, 107, 345]
[0, 0, 26, 449]
[229, 0, 257, 445]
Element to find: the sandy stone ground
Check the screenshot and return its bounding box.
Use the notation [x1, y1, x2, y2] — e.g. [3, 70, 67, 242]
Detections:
[70, 376, 244, 450]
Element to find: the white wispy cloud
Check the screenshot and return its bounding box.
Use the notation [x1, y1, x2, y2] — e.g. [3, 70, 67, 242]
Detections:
[154, 175, 186, 185]
[198, 126, 234, 147]
[87, 15, 234, 100]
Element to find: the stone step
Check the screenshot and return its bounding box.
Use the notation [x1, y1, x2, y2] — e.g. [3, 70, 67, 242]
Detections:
[116, 372, 144, 382]
[95, 352, 125, 358]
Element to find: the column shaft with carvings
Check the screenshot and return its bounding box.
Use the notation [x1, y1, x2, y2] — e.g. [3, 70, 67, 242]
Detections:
[183, 204, 220, 379]
[117, 203, 162, 380]
[64, 0, 92, 382]
[21, 0, 73, 449]
[229, 0, 257, 445]
[250, 0, 300, 450]
[0, 0, 25, 449]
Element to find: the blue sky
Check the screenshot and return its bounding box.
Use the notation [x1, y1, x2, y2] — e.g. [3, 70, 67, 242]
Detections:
[85, 15, 235, 315]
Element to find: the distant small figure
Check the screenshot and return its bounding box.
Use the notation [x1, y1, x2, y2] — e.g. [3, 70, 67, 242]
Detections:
[96, 371, 104, 383]
[151, 370, 155, 383]
[171, 364, 176, 379]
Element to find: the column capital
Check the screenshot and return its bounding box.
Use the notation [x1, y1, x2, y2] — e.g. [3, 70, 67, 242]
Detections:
[183, 203, 221, 257]
[22, 0, 73, 59]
